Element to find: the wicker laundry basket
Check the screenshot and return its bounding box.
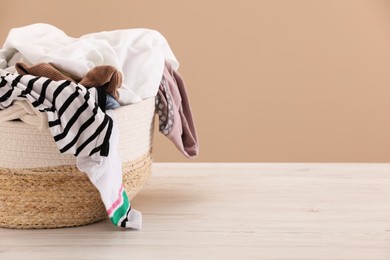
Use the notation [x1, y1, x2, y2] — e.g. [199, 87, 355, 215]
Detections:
[0, 98, 155, 229]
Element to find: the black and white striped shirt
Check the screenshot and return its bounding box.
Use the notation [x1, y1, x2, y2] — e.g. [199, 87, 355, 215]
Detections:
[0, 72, 112, 157]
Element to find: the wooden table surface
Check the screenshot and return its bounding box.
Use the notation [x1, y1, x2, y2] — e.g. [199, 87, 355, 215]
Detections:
[0, 163, 389, 260]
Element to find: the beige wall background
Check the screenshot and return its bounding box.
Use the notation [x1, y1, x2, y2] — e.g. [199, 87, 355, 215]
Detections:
[1, 0, 389, 162]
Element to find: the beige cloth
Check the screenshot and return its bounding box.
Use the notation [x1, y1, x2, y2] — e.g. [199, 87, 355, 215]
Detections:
[0, 100, 48, 131]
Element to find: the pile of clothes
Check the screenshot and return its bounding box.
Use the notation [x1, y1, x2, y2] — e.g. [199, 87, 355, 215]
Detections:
[0, 23, 199, 229]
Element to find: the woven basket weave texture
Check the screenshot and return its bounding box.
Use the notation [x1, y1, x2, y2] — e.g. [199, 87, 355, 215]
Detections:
[0, 98, 155, 229]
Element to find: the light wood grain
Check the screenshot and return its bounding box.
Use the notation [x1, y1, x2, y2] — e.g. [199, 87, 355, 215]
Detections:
[0, 163, 389, 260]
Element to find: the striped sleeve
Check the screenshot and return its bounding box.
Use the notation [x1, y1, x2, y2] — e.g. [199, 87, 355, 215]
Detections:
[0, 73, 112, 157]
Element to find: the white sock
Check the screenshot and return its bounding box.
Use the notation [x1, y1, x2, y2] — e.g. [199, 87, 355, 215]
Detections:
[76, 110, 142, 229]
[124, 209, 142, 230]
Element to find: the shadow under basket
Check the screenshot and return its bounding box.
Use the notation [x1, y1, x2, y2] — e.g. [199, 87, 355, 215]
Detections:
[0, 98, 156, 229]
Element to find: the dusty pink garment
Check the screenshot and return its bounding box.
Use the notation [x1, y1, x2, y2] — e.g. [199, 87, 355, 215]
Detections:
[156, 61, 199, 158]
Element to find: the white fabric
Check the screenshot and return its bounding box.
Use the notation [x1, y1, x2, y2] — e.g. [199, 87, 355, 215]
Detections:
[0, 49, 21, 73]
[76, 110, 142, 229]
[0, 100, 48, 131]
[0, 48, 15, 69]
[2, 23, 179, 105]
[0, 49, 31, 69]
[76, 110, 121, 208]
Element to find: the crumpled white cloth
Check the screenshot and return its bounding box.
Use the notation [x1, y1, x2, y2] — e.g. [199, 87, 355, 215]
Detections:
[0, 99, 48, 131]
[1, 23, 179, 105]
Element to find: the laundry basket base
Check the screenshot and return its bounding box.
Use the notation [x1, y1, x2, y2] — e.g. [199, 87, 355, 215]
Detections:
[0, 151, 152, 229]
